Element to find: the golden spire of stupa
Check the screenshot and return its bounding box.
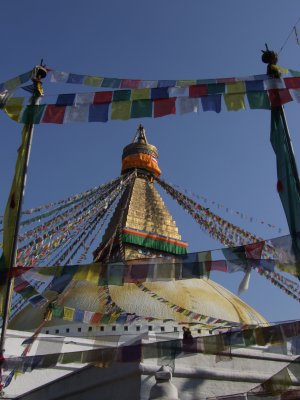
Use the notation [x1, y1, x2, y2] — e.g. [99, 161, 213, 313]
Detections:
[93, 125, 188, 262]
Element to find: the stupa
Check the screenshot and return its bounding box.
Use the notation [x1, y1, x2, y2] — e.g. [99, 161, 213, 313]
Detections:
[10, 125, 267, 332]
[4, 126, 300, 400]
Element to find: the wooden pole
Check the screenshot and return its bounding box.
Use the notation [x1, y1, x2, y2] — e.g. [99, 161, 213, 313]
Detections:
[0, 65, 47, 366]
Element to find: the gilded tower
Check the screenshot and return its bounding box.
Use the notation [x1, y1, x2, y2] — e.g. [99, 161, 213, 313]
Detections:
[93, 125, 188, 263]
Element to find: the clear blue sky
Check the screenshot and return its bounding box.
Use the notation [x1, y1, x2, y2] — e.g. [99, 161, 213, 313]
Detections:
[1, 0, 300, 322]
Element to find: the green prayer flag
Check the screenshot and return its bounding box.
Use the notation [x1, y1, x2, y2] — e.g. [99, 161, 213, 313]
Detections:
[247, 92, 271, 109]
[21, 105, 46, 124]
[100, 314, 111, 324]
[271, 108, 300, 235]
[207, 83, 225, 94]
[113, 90, 131, 101]
[131, 100, 152, 118]
[111, 101, 131, 120]
[52, 305, 64, 318]
[271, 109, 300, 276]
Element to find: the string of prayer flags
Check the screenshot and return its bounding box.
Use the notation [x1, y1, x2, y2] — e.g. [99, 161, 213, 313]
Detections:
[0, 70, 32, 92]
[169, 182, 284, 233]
[49, 69, 279, 89]
[7, 78, 300, 124]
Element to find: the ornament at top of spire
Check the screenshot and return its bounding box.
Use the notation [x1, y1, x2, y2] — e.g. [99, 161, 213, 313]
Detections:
[121, 125, 161, 177]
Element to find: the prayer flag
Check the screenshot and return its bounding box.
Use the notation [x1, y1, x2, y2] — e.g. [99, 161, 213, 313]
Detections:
[93, 91, 113, 104]
[131, 100, 152, 118]
[158, 80, 176, 88]
[189, 84, 208, 98]
[42, 105, 66, 124]
[201, 95, 221, 112]
[264, 78, 285, 90]
[67, 73, 84, 85]
[56, 93, 76, 106]
[154, 98, 176, 118]
[21, 105, 46, 124]
[226, 81, 246, 93]
[63, 306, 75, 321]
[64, 105, 89, 123]
[113, 90, 131, 102]
[207, 83, 225, 94]
[73, 263, 99, 283]
[75, 93, 95, 105]
[107, 263, 125, 285]
[177, 97, 199, 114]
[131, 88, 150, 100]
[89, 104, 109, 122]
[268, 89, 293, 107]
[120, 79, 141, 89]
[4, 76, 21, 91]
[247, 92, 270, 109]
[168, 87, 188, 97]
[52, 305, 64, 318]
[270, 108, 300, 236]
[91, 313, 102, 324]
[176, 80, 197, 87]
[50, 71, 69, 83]
[151, 87, 169, 100]
[83, 75, 103, 87]
[224, 93, 245, 111]
[4, 97, 24, 122]
[111, 101, 131, 120]
[245, 80, 264, 92]
[284, 77, 300, 89]
[101, 78, 121, 88]
[74, 309, 84, 322]
[290, 89, 300, 103]
[139, 80, 158, 88]
[83, 311, 94, 324]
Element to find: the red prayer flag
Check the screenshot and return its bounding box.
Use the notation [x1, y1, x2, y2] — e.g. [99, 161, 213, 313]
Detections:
[91, 313, 102, 324]
[244, 242, 264, 259]
[189, 84, 208, 98]
[120, 79, 141, 89]
[206, 260, 227, 272]
[283, 77, 300, 89]
[268, 89, 293, 107]
[42, 105, 66, 124]
[93, 91, 113, 104]
[154, 98, 176, 118]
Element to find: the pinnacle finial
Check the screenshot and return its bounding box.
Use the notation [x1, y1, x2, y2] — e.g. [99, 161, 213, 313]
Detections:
[133, 124, 148, 144]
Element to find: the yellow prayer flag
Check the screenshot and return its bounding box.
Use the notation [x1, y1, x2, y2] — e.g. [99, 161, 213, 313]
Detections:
[4, 76, 22, 91]
[4, 97, 25, 122]
[83, 75, 103, 87]
[131, 88, 150, 100]
[226, 81, 246, 94]
[224, 93, 246, 111]
[111, 101, 131, 120]
[73, 263, 99, 284]
[177, 80, 197, 87]
[63, 306, 75, 321]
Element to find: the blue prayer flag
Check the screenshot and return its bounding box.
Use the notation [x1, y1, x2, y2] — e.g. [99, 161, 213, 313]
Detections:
[201, 95, 221, 113]
[56, 94, 76, 106]
[89, 104, 109, 122]
[67, 74, 85, 85]
[151, 87, 169, 100]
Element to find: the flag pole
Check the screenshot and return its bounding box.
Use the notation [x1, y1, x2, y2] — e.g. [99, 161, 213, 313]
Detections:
[262, 45, 300, 275]
[0, 64, 47, 377]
